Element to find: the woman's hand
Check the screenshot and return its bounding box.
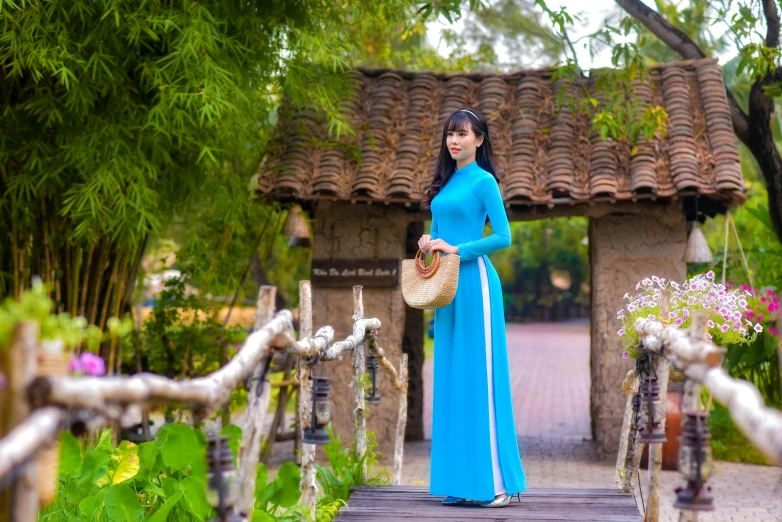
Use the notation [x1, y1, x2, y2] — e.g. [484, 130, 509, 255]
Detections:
[429, 239, 459, 255]
[418, 234, 433, 253]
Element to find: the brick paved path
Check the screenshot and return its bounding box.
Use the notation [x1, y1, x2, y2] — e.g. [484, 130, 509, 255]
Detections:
[407, 321, 782, 522]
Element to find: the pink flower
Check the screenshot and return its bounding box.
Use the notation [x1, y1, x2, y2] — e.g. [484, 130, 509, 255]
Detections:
[768, 289, 774, 295]
[720, 324, 729, 333]
[70, 352, 106, 377]
[648, 314, 656, 320]
[622, 351, 629, 360]
[675, 318, 684, 327]
[707, 320, 715, 328]
[757, 315, 764, 323]
[618, 327, 626, 335]
[706, 271, 715, 279]
[747, 311, 754, 318]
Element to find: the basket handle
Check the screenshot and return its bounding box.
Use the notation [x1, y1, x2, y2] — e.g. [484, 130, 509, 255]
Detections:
[415, 249, 441, 279]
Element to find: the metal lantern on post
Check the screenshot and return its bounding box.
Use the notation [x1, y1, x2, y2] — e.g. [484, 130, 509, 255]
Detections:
[365, 354, 381, 404]
[675, 412, 715, 511]
[206, 434, 244, 522]
[638, 375, 667, 444]
[303, 375, 331, 444]
[281, 204, 312, 248]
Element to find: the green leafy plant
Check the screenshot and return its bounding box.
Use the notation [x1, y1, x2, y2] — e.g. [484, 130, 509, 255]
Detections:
[315, 425, 390, 511]
[41, 422, 313, 522]
[0, 279, 132, 353]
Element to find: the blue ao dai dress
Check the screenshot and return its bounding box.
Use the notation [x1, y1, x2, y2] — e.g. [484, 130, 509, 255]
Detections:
[429, 160, 527, 500]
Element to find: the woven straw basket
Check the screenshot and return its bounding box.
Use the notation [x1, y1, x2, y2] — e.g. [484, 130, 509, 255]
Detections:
[401, 250, 459, 310]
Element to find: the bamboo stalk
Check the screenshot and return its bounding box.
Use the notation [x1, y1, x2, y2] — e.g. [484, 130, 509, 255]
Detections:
[298, 280, 317, 521]
[236, 286, 276, 516]
[353, 286, 367, 482]
[392, 353, 408, 486]
[78, 243, 96, 318]
[41, 200, 52, 290]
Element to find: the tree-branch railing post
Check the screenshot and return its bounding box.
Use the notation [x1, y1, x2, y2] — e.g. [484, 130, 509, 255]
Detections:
[297, 280, 317, 520]
[0, 322, 41, 522]
[644, 291, 672, 522]
[352, 285, 367, 482]
[615, 369, 641, 492]
[235, 286, 276, 516]
[365, 332, 409, 486]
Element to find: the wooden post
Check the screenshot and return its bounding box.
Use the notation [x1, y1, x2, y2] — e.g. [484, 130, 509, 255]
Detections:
[677, 311, 708, 522]
[236, 286, 276, 516]
[645, 291, 672, 522]
[298, 281, 317, 520]
[615, 370, 639, 492]
[352, 286, 367, 482]
[0, 322, 41, 522]
[393, 353, 408, 486]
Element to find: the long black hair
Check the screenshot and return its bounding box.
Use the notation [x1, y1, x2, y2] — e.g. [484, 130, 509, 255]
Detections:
[421, 107, 498, 211]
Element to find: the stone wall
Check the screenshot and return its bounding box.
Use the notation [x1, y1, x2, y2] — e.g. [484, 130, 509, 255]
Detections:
[310, 201, 411, 463]
[589, 203, 687, 456]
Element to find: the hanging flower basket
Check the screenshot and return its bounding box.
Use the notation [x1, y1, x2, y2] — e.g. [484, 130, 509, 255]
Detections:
[616, 271, 761, 359]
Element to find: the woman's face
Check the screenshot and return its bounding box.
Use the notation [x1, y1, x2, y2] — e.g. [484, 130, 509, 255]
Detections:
[446, 124, 484, 163]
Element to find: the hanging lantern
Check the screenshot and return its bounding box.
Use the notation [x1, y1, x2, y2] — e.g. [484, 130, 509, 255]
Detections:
[205, 435, 243, 521]
[281, 204, 312, 248]
[365, 355, 381, 404]
[675, 412, 715, 511]
[638, 376, 667, 444]
[303, 375, 331, 444]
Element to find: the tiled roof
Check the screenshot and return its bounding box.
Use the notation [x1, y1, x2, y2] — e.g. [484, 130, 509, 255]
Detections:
[257, 58, 746, 208]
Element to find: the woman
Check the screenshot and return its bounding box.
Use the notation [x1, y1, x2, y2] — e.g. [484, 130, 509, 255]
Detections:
[418, 108, 526, 508]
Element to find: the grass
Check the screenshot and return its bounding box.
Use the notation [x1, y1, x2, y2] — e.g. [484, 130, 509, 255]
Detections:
[709, 402, 774, 465]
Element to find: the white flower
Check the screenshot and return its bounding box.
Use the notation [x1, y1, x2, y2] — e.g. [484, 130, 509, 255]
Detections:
[648, 314, 656, 320]
[623, 293, 630, 299]
[707, 320, 715, 328]
[754, 323, 763, 333]
[636, 283, 642, 290]
[618, 327, 626, 335]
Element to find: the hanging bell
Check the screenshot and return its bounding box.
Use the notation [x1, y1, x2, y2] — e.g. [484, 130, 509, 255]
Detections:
[684, 226, 713, 264]
[282, 204, 312, 248]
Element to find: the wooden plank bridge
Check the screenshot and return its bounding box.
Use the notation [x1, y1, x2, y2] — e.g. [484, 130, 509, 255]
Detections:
[334, 486, 642, 521]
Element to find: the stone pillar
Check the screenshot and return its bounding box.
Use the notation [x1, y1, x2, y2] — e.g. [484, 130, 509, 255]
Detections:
[589, 205, 687, 456]
[311, 201, 409, 462]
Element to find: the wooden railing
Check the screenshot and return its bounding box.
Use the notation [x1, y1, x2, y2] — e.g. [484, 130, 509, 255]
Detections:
[614, 293, 782, 522]
[0, 282, 408, 522]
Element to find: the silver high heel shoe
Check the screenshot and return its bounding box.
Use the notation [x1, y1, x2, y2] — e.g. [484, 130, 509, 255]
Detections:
[480, 492, 521, 508]
[442, 496, 469, 506]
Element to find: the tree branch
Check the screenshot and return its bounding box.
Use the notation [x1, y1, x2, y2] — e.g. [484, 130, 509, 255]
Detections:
[763, 0, 780, 48]
[614, 0, 751, 143]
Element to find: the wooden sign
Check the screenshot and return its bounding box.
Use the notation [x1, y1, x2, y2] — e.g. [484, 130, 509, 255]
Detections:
[312, 259, 399, 287]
